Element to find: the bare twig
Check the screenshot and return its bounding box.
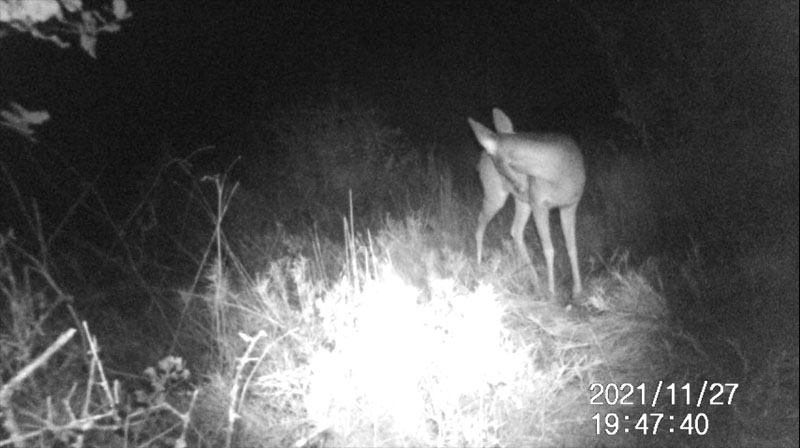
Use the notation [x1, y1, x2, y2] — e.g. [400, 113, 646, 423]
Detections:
[0, 328, 77, 446]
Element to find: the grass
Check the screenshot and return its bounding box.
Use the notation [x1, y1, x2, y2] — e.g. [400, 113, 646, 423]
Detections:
[2, 185, 796, 447]
[1, 99, 796, 448]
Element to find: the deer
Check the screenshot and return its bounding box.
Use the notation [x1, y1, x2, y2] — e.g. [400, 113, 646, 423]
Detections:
[468, 108, 585, 297]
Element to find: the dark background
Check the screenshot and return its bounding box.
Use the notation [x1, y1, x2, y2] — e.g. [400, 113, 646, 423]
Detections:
[0, 1, 797, 426]
[0, 1, 619, 181]
[0, 0, 796, 268]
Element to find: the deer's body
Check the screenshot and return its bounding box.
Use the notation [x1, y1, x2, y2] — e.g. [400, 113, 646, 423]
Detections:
[469, 108, 585, 296]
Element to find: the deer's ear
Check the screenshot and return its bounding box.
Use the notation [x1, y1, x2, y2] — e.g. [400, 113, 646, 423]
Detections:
[468, 117, 499, 155]
[492, 108, 514, 134]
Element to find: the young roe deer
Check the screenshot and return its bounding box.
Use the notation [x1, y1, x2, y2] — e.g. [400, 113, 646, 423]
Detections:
[468, 108, 585, 296]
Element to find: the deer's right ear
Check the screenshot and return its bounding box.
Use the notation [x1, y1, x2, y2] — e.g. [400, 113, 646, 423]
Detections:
[468, 117, 499, 155]
[492, 108, 514, 134]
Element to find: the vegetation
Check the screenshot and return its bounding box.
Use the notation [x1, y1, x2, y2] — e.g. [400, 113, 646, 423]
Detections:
[1, 1, 796, 447]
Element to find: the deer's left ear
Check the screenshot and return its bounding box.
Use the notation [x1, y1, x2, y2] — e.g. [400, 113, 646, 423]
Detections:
[468, 117, 499, 155]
